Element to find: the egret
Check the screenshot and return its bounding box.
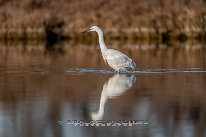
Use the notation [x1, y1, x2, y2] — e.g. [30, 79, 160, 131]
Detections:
[82, 26, 136, 72]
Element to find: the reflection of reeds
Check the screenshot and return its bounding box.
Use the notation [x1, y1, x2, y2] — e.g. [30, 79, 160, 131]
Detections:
[0, 42, 206, 95]
[0, 43, 206, 136]
[0, 42, 206, 104]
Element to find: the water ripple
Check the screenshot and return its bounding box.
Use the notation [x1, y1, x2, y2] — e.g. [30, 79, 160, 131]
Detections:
[67, 68, 206, 74]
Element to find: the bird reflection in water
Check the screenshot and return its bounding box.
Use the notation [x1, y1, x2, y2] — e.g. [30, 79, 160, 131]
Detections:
[91, 74, 136, 120]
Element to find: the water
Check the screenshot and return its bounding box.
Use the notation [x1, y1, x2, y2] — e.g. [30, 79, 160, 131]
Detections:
[0, 42, 206, 137]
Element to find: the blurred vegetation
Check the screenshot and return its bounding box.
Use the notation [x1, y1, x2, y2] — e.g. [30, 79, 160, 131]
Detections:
[0, 0, 206, 42]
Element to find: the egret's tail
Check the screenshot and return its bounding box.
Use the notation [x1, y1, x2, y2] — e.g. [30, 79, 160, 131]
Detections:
[130, 61, 136, 69]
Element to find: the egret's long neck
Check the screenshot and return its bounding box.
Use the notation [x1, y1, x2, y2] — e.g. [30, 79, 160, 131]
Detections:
[97, 30, 108, 52]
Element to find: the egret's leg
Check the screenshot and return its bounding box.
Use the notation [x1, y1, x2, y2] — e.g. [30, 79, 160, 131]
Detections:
[115, 70, 120, 73]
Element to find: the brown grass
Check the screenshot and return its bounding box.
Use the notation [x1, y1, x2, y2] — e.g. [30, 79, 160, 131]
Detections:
[0, 0, 205, 32]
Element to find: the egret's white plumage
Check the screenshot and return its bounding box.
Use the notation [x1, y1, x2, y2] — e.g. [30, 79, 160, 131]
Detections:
[83, 26, 136, 71]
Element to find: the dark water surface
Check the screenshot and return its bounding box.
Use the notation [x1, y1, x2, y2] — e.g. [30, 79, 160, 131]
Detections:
[0, 42, 206, 137]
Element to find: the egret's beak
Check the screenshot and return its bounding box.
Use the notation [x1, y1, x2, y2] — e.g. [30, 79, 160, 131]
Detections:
[82, 29, 91, 33]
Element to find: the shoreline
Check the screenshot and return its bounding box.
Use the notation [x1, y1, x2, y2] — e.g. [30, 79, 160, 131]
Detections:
[0, 27, 205, 43]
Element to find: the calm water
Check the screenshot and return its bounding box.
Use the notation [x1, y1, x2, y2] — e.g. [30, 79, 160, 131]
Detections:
[0, 42, 206, 137]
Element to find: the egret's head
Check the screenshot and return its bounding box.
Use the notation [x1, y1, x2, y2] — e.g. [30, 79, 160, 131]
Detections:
[82, 26, 101, 33]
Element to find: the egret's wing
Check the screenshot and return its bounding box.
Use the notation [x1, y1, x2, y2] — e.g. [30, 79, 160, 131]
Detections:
[106, 49, 135, 69]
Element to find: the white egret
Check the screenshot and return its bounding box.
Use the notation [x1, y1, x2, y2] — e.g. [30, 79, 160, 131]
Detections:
[82, 26, 136, 72]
